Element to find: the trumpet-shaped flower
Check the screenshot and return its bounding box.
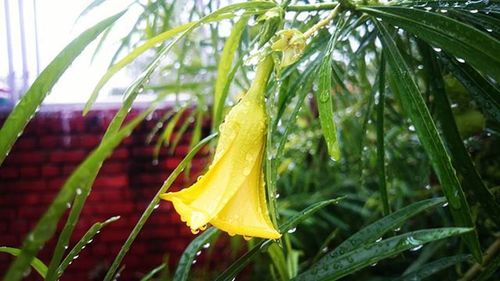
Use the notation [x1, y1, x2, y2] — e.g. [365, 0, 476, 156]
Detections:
[161, 58, 281, 239]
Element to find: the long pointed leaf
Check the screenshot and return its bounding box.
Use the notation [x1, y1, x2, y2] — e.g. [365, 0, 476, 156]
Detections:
[0, 247, 47, 278]
[295, 228, 473, 281]
[173, 228, 219, 281]
[360, 6, 500, 82]
[375, 20, 482, 261]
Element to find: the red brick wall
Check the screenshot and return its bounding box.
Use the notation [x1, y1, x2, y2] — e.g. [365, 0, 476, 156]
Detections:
[0, 106, 225, 280]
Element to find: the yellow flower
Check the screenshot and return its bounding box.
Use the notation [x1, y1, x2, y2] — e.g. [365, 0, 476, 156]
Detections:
[160, 58, 281, 239]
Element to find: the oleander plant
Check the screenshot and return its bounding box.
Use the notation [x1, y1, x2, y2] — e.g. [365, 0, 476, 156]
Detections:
[1, 0, 499, 280]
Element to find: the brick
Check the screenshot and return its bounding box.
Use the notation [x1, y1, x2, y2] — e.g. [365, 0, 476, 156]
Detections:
[77, 134, 102, 148]
[8, 151, 46, 164]
[39, 136, 61, 148]
[100, 162, 127, 174]
[0, 167, 19, 179]
[41, 165, 60, 177]
[15, 138, 37, 149]
[108, 148, 129, 160]
[50, 150, 87, 163]
[94, 175, 128, 188]
[166, 158, 182, 170]
[19, 166, 40, 178]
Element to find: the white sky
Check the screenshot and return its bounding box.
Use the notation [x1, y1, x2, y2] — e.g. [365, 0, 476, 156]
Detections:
[1, 0, 141, 104]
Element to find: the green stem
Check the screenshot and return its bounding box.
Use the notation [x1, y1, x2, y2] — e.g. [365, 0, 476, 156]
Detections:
[247, 56, 274, 102]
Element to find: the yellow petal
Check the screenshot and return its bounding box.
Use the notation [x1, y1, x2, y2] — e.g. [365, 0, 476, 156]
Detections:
[160, 92, 268, 233]
[211, 146, 281, 239]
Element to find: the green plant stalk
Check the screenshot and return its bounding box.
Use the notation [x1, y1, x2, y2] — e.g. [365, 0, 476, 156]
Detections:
[376, 53, 390, 216]
[103, 133, 217, 281]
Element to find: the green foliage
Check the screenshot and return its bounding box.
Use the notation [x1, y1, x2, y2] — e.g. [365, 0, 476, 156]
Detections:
[2, 0, 499, 280]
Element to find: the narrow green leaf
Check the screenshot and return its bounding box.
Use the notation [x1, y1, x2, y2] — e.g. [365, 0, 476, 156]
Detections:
[173, 228, 219, 281]
[316, 52, 340, 161]
[395, 254, 471, 281]
[214, 199, 341, 281]
[140, 263, 167, 281]
[441, 54, 500, 123]
[103, 133, 218, 281]
[154, 107, 188, 160]
[376, 52, 390, 216]
[421, 46, 500, 225]
[56, 216, 120, 278]
[294, 228, 473, 281]
[0, 247, 47, 278]
[375, 20, 482, 261]
[0, 11, 125, 166]
[359, 6, 500, 82]
[169, 109, 197, 154]
[326, 197, 446, 261]
[213, 16, 249, 127]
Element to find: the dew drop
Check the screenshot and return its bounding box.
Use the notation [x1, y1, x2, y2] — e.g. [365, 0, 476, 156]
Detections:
[408, 125, 416, 132]
[442, 202, 449, 207]
[432, 47, 442, 52]
[375, 237, 382, 242]
[192, 259, 197, 265]
[410, 245, 423, 251]
[196, 250, 202, 256]
[66, 202, 71, 209]
[203, 243, 210, 249]
[287, 227, 297, 234]
[76, 188, 82, 195]
[424, 184, 431, 190]
[154, 204, 160, 210]
[469, 9, 478, 13]
[73, 255, 79, 260]
[456, 57, 466, 63]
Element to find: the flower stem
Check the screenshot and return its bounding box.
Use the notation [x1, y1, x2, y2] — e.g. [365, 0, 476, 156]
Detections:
[303, 3, 342, 38]
[247, 56, 274, 102]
